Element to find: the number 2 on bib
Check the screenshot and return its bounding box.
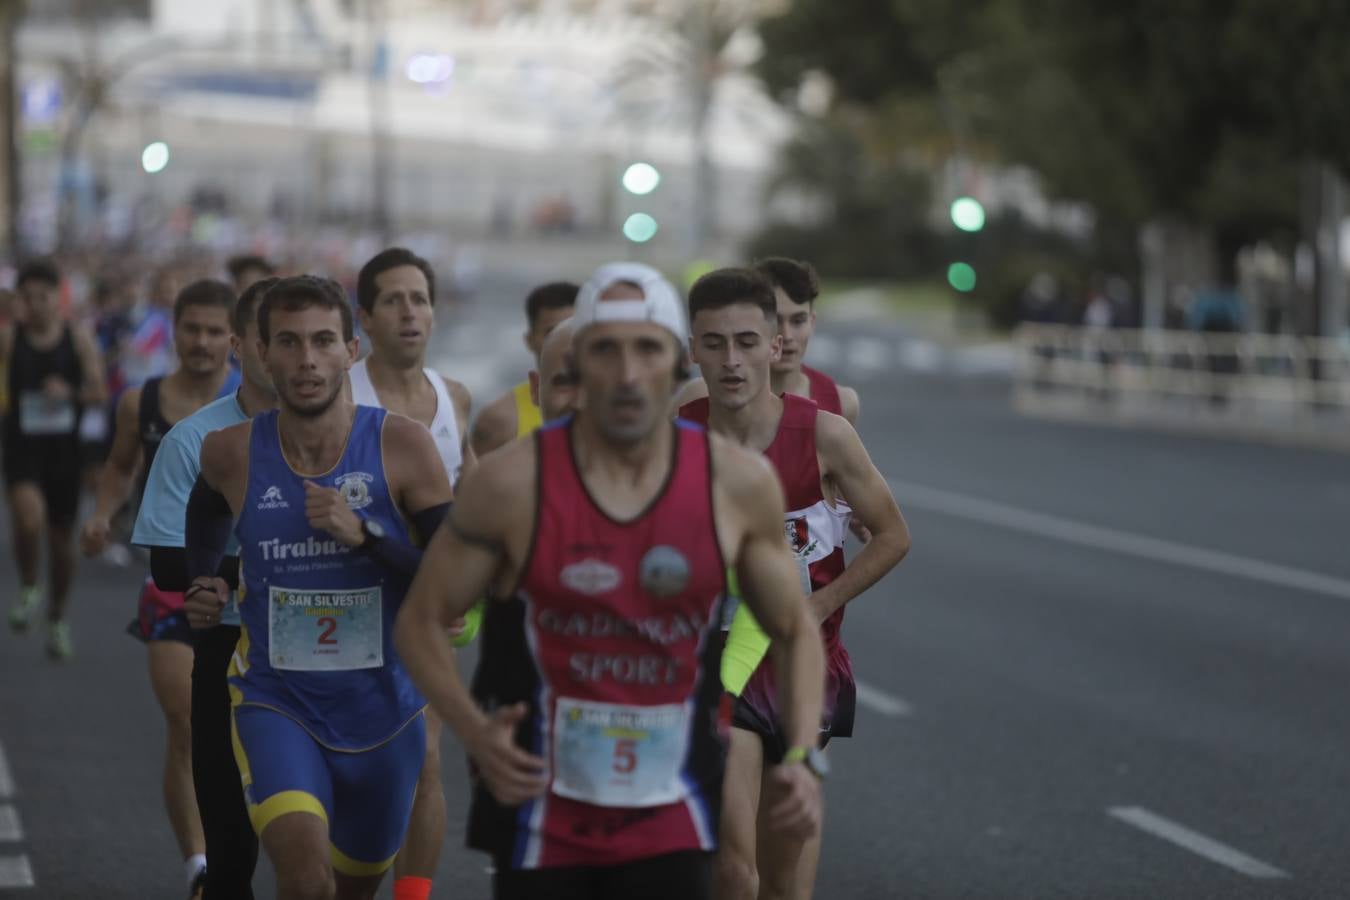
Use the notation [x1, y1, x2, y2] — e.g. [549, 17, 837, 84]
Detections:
[317, 616, 338, 645]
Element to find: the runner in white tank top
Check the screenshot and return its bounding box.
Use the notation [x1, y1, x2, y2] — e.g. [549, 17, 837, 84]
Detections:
[351, 247, 476, 900]
[350, 358, 464, 484]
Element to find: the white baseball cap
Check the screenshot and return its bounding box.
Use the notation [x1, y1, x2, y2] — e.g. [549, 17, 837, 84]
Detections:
[572, 262, 688, 344]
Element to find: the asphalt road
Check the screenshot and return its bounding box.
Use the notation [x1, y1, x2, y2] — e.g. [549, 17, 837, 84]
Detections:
[3, 275, 1350, 898]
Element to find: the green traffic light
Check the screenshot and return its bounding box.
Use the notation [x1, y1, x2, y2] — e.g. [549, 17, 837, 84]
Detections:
[947, 262, 977, 292]
[623, 213, 659, 243]
[950, 196, 985, 232]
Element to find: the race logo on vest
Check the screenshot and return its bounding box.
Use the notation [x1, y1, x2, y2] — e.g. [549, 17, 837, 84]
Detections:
[561, 558, 622, 595]
[785, 517, 810, 554]
[336, 471, 374, 510]
[639, 545, 690, 599]
[258, 485, 289, 510]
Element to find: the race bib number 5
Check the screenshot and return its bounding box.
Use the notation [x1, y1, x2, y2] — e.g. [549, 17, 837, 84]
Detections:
[268, 585, 383, 671]
[551, 698, 691, 808]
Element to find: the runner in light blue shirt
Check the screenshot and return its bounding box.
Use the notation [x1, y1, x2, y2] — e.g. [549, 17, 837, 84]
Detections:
[133, 391, 248, 622]
[130, 275, 279, 900]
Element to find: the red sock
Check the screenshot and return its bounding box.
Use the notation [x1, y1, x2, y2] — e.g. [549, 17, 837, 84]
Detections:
[393, 876, 433, 900]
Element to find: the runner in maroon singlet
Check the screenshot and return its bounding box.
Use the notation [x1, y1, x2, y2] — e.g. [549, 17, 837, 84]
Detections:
[673, 258, 858, 427]
[681, 268, 910, 900]
[754, 257, 860, 425]
[395, 262, 826, 900]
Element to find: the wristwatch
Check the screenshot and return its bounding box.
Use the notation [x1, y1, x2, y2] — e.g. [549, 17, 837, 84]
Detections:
[783, 744, 829, 781]
[359, 516, 386, 551]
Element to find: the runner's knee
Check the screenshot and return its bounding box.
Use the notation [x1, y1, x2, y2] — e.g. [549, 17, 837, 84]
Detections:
[277, 864, 335, 900]
[164, 708, 192, 755]
[9, 490, 44, 533]
[417, 738, 442, 785]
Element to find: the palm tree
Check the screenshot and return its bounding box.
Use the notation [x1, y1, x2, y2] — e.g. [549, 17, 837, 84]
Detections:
[606, 0, 783, 256]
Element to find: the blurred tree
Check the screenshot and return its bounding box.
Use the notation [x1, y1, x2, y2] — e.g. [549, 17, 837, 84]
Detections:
[748, 113, 940, 279]
[609, 0, 783, 257]
[756, 0, 1346, 329]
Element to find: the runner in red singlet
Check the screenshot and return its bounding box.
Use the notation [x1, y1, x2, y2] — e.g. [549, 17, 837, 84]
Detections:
[680, 268, 909, 900]
[396, 262, 826, 900]
[673, 258, 858, 426]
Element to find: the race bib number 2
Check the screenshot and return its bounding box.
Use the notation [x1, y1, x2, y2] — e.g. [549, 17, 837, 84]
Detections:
[268, 585, 383, 671]
[551, 698, 691, 808]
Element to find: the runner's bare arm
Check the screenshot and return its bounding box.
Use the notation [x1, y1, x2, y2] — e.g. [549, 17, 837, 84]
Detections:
[384, 412, 454, 538]
[669, 376, 708, 416]
[395, 442, 548, 805]
[197, 423, 250, 510]
[80, 388, 144, 555]
[715, 440, 825, 753]
[444, 374, 478, 475]
[809, 412, 909, 623]
[839, 385, 860, 426]
[299, 414, 451, 579]
[469, 390, 517, 458]
[72, 323, 107, 407]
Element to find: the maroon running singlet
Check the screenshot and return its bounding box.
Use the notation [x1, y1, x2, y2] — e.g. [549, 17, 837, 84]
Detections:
[800, 363, 842, 416]
[680, 393, 857, 761]
[468, 417, 731, 871]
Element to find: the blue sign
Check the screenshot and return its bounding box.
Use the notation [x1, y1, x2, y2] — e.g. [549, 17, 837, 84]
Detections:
[21, 79, 63, 123]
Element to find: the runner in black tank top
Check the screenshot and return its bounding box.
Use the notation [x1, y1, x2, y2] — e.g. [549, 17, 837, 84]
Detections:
[3, 260, 105, 659]
[136, 376, 175, 495]
[78, 278, 237, 896]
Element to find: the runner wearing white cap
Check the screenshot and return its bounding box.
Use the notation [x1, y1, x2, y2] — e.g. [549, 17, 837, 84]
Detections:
[396, 263, 825, 900]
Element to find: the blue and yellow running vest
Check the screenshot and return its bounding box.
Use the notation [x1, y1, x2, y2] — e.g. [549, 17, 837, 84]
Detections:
[229, 406, 424, 751]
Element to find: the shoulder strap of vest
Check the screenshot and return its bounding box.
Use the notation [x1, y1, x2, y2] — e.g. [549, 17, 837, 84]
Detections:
[780, 391, 820, 430]
[139, 377, 162, 437]
[802, 365, 841, 414]
[426, 368, 457, 432]
[678, 397, 710, 425]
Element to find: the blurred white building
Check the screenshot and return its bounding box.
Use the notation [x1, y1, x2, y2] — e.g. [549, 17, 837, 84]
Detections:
[16, 0, 791, 251]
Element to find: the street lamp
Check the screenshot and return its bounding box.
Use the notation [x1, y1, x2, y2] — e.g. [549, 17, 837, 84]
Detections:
[950, 196, 985, 232]
[141, 141, 170, 174]
[621, 162, 661, 196]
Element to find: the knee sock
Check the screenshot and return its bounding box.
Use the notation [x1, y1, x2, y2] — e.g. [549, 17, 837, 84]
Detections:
[394, 876, 433, 900]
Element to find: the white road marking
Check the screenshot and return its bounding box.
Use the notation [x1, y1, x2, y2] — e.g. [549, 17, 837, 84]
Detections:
[0, 805, 22, 842]
[850, 337, 892, 372]
[806, 335, 842, 368]
[1107, 806, 1290, 880]
[899, 340, 943, 372]
[0, 741, 12, 800]
[950, 343, 1016, 375]
[889, 478, 1350, 601]
[854, 679, 913, 717]
[0, 855, 34, 888]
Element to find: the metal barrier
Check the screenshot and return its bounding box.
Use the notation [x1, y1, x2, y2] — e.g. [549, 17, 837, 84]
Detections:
[1012, 324, 1350, 449]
